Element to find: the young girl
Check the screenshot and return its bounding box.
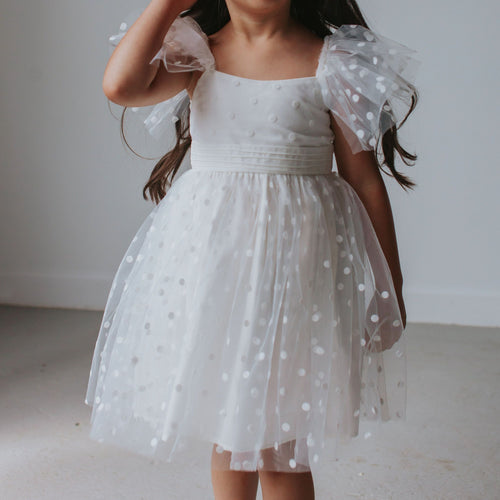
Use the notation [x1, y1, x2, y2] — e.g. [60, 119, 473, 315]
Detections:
[85, 0, 419, 498]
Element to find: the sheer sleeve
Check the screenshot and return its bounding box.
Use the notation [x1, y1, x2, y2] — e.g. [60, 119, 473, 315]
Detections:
[150, 15, 215, 73]
[107, 14, 213, 144]
[316, 25, 421, 154]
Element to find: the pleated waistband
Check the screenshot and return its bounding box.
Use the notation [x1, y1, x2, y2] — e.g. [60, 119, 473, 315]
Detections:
[191, 142, 334, 175]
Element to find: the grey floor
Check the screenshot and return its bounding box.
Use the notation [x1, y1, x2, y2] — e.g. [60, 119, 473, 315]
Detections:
[0, 305, 498, 500]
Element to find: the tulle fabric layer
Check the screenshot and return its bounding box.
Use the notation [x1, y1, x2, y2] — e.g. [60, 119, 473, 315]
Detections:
[85, 169, 406, 472]
[317, 24, 421, 154]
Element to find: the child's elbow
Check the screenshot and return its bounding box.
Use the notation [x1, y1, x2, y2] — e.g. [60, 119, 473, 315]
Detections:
[102, 77, 128, 104]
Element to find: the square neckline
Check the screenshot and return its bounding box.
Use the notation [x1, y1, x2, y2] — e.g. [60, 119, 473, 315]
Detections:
[208, 34, 329, 84]
[212, 70, 317, 84]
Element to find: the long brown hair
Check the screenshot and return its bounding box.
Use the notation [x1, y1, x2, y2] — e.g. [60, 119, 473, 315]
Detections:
[121, 0, 419, 204]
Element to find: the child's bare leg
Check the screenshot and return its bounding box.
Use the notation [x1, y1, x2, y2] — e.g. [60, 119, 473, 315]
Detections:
[258, 470, 315, 500]
[257, 441, 315, 500]
[211, 444, 259, 500]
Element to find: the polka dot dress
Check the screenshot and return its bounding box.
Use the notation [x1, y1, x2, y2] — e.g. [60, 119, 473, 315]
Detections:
[85, 15, 419, 472]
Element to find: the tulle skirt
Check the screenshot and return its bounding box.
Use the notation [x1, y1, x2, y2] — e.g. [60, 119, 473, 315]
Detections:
[84, 167, 406, 472]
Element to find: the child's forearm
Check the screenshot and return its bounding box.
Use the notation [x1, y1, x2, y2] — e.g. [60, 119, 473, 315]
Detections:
[102, 0, 186, 99]
[353, 180, 404, 297]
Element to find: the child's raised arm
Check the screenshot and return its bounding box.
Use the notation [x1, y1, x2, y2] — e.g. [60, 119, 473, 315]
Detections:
[103, 0, 196, 107]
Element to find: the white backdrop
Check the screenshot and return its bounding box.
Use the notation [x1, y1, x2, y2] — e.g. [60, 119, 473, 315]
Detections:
[0, 0, 498, 326]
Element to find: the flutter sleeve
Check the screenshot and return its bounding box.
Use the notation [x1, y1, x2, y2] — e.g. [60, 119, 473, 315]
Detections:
[316, 24, 420, 154]
[149, 15, 215, 73]
[108, 14, 214, 143]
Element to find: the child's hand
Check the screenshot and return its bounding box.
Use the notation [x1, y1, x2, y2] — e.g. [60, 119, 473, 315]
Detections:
[363, 328, 401, 353]
[363, 293, 406, 353]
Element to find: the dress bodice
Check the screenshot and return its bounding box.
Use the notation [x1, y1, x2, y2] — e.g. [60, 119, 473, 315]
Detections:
[189, 70, 336, 174]
[190, 71, 334, 149]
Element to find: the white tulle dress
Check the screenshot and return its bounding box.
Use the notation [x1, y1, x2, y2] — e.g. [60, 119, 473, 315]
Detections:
[85, 15, 419, 472]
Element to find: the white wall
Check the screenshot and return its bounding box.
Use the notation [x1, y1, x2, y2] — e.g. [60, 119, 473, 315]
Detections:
[1, 0, 499, 326]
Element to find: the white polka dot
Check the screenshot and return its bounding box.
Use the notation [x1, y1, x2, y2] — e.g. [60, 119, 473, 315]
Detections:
[356, 129, 365, 139]
[289, 458, 297, 468]
[393, 319, 401, 327]
[126, 256, 133, 263]
[298, 368, 306, 376]
[282, 422, 290, 432]
[313, 345, 325, 355]
[222, 372, 229, 382]
[370, 314, 379, 323]
[242, 370, 250, 379]
[150, 437, 158, 447]
[311, 312, 321, 322]
[302, 402, 311, 411]
[352, 94, 359, 102]
[323, 260, 331, 268]
[343, 267, 351, 275]
[280, 350, 288, 360]
[381, 290, 390, 299]
[268, 113, 278, 123]
[358, 283, 365, 291]
[366, 111, 374, 120]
